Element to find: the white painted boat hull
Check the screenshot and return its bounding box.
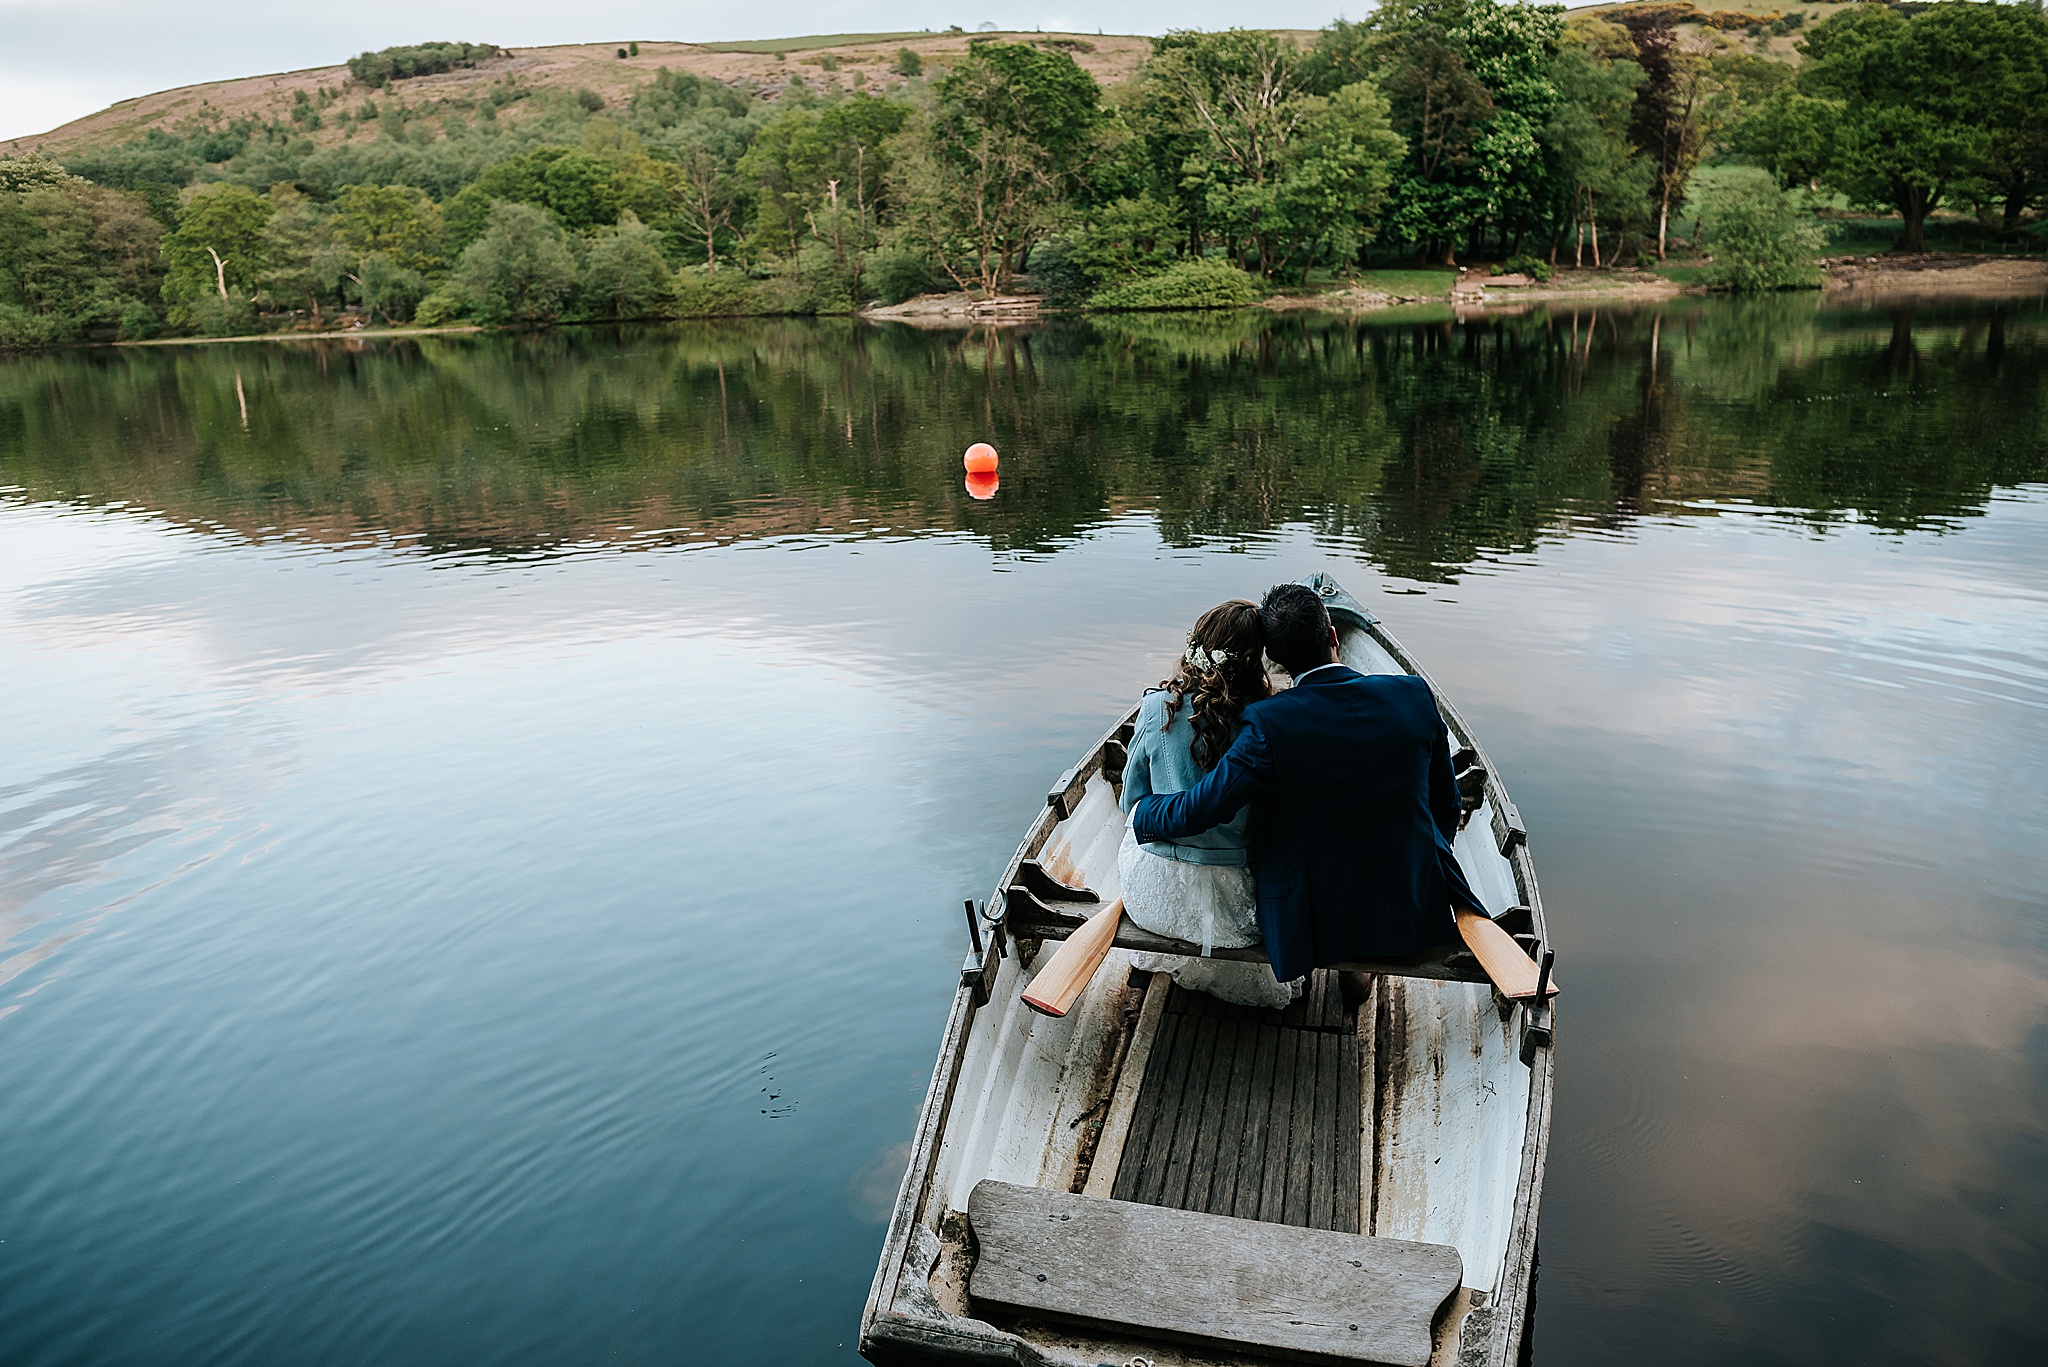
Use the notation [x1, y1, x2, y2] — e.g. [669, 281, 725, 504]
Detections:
[862, 580, 1555, 1367]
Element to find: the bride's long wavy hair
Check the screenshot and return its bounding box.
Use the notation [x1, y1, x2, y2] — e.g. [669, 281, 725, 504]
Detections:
[1160, 600, 1270, 771]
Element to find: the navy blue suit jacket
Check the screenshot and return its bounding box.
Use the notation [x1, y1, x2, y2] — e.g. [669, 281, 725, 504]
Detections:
[1130, 664, 1480, 982]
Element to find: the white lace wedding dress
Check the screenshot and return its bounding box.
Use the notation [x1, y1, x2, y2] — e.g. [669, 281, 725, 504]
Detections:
[1116, 825, 1301, 1009]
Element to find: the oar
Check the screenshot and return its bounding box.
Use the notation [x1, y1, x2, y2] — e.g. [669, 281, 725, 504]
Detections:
[1454, 909, 1559, 1002]
[1021, 899, 1125, 1018]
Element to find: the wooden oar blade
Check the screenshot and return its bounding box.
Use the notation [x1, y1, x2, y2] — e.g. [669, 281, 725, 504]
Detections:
[1454, 910, 1558, 1002]
[1021, 900, 1124, 1018]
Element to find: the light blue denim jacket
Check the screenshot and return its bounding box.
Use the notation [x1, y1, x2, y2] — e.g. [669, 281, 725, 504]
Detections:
[1117, 689, 1252, 867]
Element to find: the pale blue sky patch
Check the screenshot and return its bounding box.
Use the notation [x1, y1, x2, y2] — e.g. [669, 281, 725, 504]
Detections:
[0, 1, 1356, 142]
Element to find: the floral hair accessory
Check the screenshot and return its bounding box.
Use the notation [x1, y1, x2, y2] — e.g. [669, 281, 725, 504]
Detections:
[1184, 639, 1231, 672]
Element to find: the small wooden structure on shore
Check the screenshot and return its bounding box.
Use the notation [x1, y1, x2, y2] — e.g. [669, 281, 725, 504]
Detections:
[861, 574, 1556, 1367]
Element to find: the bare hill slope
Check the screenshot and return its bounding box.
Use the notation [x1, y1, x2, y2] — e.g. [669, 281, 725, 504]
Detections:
[7, 31, 1162, 159]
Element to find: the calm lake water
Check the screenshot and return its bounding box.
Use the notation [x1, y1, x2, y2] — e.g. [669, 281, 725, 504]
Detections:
[2, 296, 2044, 1367]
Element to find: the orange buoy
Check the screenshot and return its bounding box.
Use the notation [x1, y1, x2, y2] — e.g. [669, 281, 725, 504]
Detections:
[963, 442, 999, 473]
[965, 469, 1000, 500]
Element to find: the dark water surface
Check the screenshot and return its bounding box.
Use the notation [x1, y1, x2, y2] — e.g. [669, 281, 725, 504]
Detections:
[2, 297, 2044, 1367]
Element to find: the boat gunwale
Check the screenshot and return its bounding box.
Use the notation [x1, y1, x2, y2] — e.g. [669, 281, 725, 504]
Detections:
[861, 615, 1556, 1367]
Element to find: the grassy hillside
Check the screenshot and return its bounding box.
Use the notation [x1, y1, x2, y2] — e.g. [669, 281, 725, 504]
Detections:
[4, 31, 1163, 160]
[7, 10, 1834, 163]
[1570, 1, 1856, 61]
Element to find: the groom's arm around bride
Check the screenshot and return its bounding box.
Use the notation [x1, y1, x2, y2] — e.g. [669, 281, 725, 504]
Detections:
[1130, 583, 1483, 983]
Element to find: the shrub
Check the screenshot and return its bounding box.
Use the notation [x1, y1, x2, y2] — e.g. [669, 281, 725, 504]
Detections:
[1500, 252, 1553, 282]
[347, 42, 501, 86]
[1063, 196, 1179, 292]
[747, 271, 826, 315]
[413, 287, 467, 326]
[182, 294, 258, 337]
[0, 304, 67, 349]
[352, 253, 427, 322]
[452, 201, 579, 323]
[894, 48, 923, 77]
[673, 269, 756, 317]
[862, 248, 944, 304]
[579, 213, 674, 319]
[1696, 167, 1829, 292]
[0, 152, 73, 192]
[629, 42, 640, 57]
[575, 88, 605, 112]
[792, 239, 855, 313]
[117, 298, 160, 340]
[1087, 259, 1262, 311]
[1026, 238, 1091, 305]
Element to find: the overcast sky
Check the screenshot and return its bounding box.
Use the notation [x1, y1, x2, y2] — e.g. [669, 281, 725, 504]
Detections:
[1, 1, 1361, 143]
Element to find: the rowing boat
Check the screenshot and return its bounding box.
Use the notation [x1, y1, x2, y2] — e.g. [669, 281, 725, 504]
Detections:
[860, 573, 1556, 1367]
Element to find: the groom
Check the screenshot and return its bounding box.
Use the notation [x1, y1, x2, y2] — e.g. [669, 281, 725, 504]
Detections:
[1128, 582, 1482, 983]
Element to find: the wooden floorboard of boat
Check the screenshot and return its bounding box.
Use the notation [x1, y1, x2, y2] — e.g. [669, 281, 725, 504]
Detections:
[1109, 971, 1361, 1233]
[1232, 1023, 1277, 1220]
[1115, 1012, 1185, 1206]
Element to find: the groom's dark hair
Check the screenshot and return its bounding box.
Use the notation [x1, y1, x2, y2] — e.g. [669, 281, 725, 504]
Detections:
[1259, 583, 1334, 677]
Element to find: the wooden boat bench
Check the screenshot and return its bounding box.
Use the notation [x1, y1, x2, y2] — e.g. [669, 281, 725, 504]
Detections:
[967, 1180, 1462, 1366]
[1000, 885, 1498, 988]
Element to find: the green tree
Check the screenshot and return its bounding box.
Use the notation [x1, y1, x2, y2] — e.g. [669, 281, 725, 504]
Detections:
[445, 150, 563, 252]
[1266, 82, 1405, 278]
[1063, 195, 1182, 287]
[0, 152, 74, 193]
[667, 141, 743, 271]
[1143, 30, 1397, 277]
[320, 184, 444, 324]
[1970, 4, 2048, 237]
[0, 180, 163, 344]
[353, 253, 427, 323]
[255, 187, 344, 319]
[580, 212, 674, 319]
[542, 151, 622, 230]
[894, 48, 924, 77]
[453, 201, 580, 324]
[442, 148, 624, 252]
[1697, 166, 1828, 292]
[330, 183, 445, 272]
[1762, 3, 2016, 253]
[892, 41, 1101, 293]
[1455, 0, 1566, 255]
[1614, 2, 1719, 259]
[740, 94, 910, 282]
[162, 183, 273, 324]
[1368, 0, 1564, 265]
[1545, 21, 1652, 266]
[347, 41, 501, 86]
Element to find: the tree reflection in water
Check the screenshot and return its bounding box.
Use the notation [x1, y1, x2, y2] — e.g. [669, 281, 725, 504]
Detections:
[2, 295, 2043, 578]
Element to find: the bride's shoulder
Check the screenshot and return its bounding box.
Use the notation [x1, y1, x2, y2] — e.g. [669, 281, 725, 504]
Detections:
[1134, 687, 1179, 729]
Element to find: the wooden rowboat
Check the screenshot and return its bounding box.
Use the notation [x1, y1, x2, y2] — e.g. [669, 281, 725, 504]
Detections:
[861, 573, 1556, 1367]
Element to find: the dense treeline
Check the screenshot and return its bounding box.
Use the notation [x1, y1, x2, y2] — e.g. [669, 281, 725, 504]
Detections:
[3, 3, 2045, 348]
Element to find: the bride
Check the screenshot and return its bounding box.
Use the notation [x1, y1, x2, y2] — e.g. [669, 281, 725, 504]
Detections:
[1116, 600, 1301, 1009]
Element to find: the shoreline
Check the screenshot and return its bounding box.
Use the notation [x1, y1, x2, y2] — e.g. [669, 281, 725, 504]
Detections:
[1822, 253, 2048, 299]
[20, 254, 2043, 354]
[116, 323, 489, 347]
